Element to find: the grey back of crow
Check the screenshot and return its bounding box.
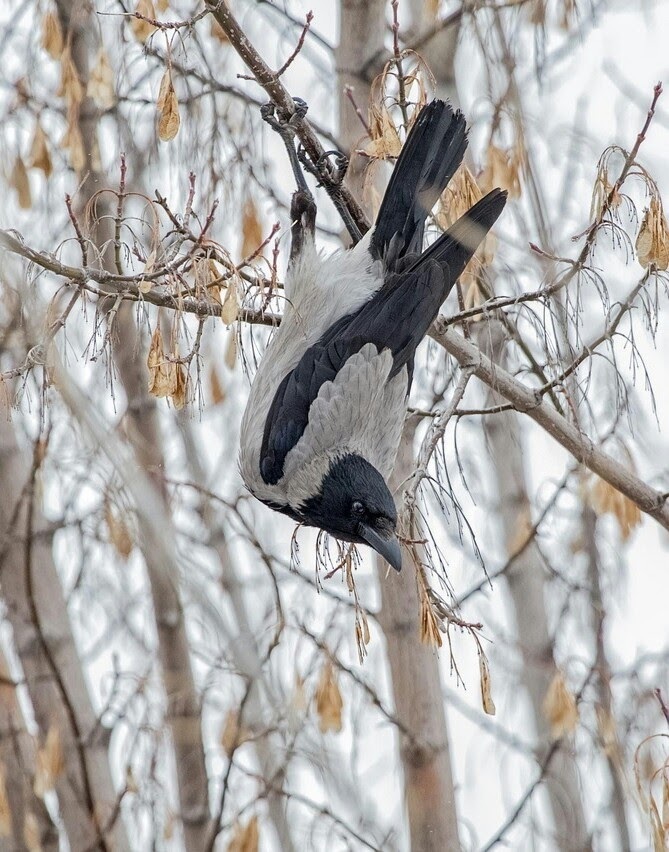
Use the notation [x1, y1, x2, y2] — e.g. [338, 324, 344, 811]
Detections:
[239, 99, 506, 568]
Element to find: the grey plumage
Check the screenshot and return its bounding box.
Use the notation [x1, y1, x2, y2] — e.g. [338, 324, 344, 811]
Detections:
[239, 100, 506, 570]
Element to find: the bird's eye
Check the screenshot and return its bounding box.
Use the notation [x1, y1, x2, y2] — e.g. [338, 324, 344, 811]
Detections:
[351, 501, 365, 516]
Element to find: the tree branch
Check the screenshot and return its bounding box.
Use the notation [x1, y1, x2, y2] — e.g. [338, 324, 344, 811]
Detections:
[429, 318, 669, 530]
[203, 0, 370, 237]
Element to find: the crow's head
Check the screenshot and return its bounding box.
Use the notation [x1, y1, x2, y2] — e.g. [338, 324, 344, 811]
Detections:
[297, 452, 402, 571]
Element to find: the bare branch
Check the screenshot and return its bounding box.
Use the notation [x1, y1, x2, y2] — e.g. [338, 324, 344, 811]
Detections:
[429, 318, 669, 530]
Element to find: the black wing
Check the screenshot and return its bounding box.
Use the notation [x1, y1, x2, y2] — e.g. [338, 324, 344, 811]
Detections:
[259, 262, 442, 485]
[259, 189, 506, 485]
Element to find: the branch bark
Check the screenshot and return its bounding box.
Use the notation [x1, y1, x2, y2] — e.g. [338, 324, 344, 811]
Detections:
[53, 0, 211, 844]
[0, 400, 130, 851]
[429, 318, 669, 530]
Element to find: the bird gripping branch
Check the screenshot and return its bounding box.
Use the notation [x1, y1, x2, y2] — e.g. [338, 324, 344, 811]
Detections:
[239, 99, 506, 572]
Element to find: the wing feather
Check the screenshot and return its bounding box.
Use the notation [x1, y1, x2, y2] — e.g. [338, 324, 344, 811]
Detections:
[283, 346, 408, 501]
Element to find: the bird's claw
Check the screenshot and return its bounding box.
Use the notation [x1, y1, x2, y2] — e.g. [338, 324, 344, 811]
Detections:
[260, 97, 309, 135]
[318, 149, 349, 184]
[298, 147, 349, 187]
[260, 101, 276, 123]
[262, 99, 312, 195]
[291, 189, 316, 223]
[291, 97, 308, 122]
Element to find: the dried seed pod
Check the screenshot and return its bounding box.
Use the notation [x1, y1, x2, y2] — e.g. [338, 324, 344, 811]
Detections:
[481, 144, 521, 199]
[241, 197, 263, 259]
[147, 327, 176, 397]
[436, 164, 483, 229]
[58, 44, 84, 106]
[419, 596, 443, 647]
[365, 103, 402, 159]
[11, 155, 31, 209]
[543, 670, 578, 739]
[636, 196, 669, 270]
[171, 361, 188, 410]
[131, 0, 157, 43]
[28, 121, 52, 177]
[227, 816, 259, 852]
[220, 710, 251, 757]
[88, 48, 116, 109]
[314, 659, 343, 733]
[157, 70, 180, 142]
[586, 475, 642, 541]
[105, 500, 133, 559]
[41, 9, 63, 59]
[478, 650, 496, 716]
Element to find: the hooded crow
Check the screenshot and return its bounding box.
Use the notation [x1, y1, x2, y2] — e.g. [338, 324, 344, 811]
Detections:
[239, 99, 506, 571]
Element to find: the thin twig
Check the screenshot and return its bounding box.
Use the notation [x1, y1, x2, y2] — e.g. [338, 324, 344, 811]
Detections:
[344, 85, 370, 134]
[391, 0, 410, 129]
[655, 688, 669, 729]
[275, 11, 313, 78]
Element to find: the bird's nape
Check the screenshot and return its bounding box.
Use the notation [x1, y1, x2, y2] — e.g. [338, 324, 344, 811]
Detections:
[298, 453, 403, 571]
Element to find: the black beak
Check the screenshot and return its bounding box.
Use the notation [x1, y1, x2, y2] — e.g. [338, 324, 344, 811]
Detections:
[360, 523, 402, 572]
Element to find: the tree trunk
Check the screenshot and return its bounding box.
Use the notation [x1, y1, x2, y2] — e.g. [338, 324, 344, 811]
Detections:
[108, 310, 212, 849]
[54, 0, 211, 845]
[336, 0, 387, 223]
[337, 5, 462, 848]
[480, 320, 590, 849]
[0, 401, 130, 851]
[377, 421, 462, 851]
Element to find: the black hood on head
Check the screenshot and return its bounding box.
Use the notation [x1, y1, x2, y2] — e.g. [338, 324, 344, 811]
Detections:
[299, 453, 402, 570]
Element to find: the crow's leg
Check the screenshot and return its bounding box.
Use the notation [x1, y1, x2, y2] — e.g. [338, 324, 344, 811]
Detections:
[289, 189, 317, 265]
[316, 150, 362, 241]
[263, 99, 362, 244]
[317, 149, 349, 184]
[261, 98, 311, 195]
[297, 145, 361, 243]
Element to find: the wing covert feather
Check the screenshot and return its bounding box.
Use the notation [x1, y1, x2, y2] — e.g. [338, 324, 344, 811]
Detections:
[283, 345, 397, 477]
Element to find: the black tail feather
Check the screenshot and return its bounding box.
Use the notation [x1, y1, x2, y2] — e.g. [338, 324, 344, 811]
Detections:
[370, 100, 467, 264]
[413, 188, 507, 289]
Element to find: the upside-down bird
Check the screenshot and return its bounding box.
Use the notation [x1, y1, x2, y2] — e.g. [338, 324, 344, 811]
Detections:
[239, 99, 506, 571]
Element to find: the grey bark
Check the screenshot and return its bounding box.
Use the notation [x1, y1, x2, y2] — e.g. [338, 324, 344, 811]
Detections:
[110, 311, 211, 846]
[0, 398, 130, 851]
[377, 421, 462, 852]
[479, 319, 590, 849]
[406, 0, 460, 101]
[336, 0, 388, 224]
[53, 1, 211, 845]
[337, 5, 462, 848]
